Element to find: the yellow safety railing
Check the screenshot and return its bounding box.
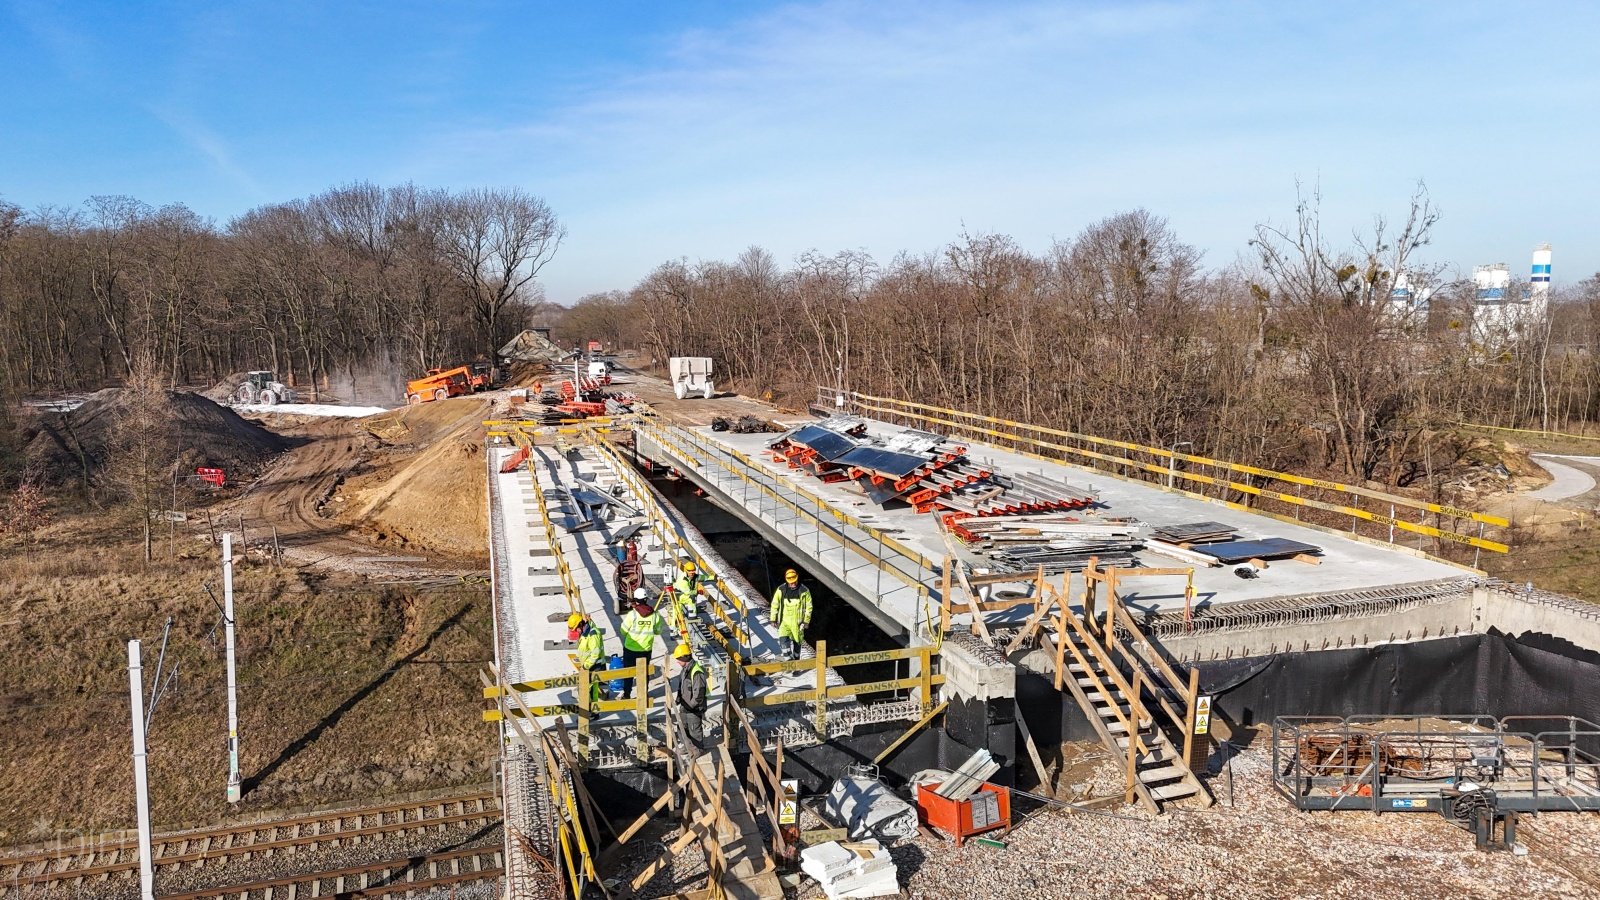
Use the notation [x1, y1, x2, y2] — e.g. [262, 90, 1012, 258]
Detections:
[824, 388, 1509, 556]
[740, 643, 942, 738]
[481, 665, 607, 893]
[584, 430, 753, 664]
[504, 430, 586, 614]
[638, 420, 945, 645]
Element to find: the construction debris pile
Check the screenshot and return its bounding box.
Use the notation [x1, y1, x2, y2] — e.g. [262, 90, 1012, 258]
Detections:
[517, 372, 639, 423]
[768, 417, 1095, 515]
[768, 417, 1127, 573]
[711, 415, 781, 434]
[497, 328, 569, 364]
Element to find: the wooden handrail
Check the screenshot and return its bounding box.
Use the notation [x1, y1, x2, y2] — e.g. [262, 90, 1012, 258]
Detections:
[1054, 599, 1153, 759]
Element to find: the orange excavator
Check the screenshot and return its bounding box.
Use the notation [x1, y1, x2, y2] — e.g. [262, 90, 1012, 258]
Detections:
[405, 366, 473, 405]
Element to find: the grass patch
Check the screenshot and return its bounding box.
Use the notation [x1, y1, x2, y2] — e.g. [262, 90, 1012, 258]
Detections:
[0, 515, 494, 844]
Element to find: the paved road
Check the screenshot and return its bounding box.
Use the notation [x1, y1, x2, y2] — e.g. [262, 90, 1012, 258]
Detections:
[1529, 454, 1600, 501]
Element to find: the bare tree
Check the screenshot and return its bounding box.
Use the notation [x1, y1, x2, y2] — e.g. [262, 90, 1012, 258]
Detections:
[433, 188, 564, 362]
[1251, 183, 1441, 482]
[105, 353, 176, 563]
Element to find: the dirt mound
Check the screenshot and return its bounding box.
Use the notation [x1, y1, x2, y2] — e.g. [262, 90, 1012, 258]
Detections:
[201, 372, 250, 403]
[22, 388, 290, 487]
[361, 397, 494, 447]
[339, 431, 488, 560]
[331, 398, 491, 561]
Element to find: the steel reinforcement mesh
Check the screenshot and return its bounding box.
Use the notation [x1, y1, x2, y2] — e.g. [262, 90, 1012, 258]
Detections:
[1139, 577, 1482, 639]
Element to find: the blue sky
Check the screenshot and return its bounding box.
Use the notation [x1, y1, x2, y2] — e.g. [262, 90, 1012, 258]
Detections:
[3, 0, 1597, 302]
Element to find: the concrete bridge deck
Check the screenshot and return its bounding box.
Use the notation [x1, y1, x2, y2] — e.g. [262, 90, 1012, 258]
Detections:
[635, 415, 1475, 638]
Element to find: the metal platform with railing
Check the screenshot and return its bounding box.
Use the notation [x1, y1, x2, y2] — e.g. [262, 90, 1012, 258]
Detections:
[1272, 715, 1600, 813]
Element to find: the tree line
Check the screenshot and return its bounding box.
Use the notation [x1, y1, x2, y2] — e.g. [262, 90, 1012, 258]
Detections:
[558, 191, 1600, 487]
[0, 183, 563, 399]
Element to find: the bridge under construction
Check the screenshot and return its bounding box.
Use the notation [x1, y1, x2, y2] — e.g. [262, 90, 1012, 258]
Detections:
[478, 388, 1600, 899]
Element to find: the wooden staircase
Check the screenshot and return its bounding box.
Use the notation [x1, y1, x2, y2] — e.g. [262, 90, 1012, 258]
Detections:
[1039, 563, 1215, 814]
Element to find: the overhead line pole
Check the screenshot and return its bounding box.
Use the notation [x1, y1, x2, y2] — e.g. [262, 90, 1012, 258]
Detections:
[127, 639, 155, 900]
[223, 533, 242, 804]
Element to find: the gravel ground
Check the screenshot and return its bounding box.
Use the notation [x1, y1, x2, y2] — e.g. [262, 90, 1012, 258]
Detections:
[879, 747, 1600, 900]
[559, 743, 1600, 900]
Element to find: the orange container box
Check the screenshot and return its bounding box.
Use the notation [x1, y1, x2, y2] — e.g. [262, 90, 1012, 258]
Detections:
[915, 782, 1011, 847]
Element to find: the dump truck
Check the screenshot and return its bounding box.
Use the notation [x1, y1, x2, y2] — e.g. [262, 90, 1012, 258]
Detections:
[234, 371, 297, 405]
[406, 366, 473, 404]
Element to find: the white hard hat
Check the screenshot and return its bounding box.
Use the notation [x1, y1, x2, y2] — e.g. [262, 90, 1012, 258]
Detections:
[632, 587, 649, 600]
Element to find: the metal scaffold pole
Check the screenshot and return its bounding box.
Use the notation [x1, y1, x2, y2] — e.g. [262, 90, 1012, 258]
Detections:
[223, 532, 242, 803]
[127, 639, 155, 900]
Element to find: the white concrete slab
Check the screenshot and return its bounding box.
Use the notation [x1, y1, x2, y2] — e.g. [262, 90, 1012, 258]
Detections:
[668, 419, 1471, 620]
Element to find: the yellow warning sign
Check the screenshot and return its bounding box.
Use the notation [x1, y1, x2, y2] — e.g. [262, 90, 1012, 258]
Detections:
[779, 778, 798, 825]
[1193, 695, 1213, 736]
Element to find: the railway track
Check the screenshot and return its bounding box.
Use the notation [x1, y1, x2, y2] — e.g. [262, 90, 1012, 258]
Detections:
[1, 790, 499, 895]
[158, 846, 504, 899]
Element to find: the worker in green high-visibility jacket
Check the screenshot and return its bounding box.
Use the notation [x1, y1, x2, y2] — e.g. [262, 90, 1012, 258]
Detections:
[672, 560, 704, 624]
[619, 589, 662, 699]
[771, 568, 813, 660]
[568, 612, 609, 703]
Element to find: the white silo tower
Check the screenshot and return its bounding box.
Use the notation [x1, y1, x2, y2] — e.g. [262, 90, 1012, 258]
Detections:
[1530, 244, 1552, 297]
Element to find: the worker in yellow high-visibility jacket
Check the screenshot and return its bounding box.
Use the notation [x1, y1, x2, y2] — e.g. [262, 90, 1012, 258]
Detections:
[673, 560, 705, 623]
[771, 569, 813, 660]
[619, 589, 662, 699]
[568, 612, 608, 703]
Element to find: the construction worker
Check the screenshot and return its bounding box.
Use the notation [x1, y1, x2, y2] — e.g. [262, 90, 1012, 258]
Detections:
[567, 612, 609, 704]
[619, 588, 662, 700]
[673, 642, 709, 750]
[673, 560, 705, 623]
[772, 569, 813, 660]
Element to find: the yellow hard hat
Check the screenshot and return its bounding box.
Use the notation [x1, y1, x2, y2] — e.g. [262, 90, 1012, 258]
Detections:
[566, 612, 585, 630]
[785, 569, 799, 584]
[673, 642, 692, 659]
[682, 561, 697, 573]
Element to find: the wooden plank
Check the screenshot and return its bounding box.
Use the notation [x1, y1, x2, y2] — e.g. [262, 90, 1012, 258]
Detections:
[872, 701, 949, 765]
[1016, 711, 1055, 798]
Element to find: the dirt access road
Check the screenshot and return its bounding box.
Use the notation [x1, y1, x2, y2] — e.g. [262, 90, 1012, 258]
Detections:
[225, 397, 494, 579]
[609, 365, 812, 427]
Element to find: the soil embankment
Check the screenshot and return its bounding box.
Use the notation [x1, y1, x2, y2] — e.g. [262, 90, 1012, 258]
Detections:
[228, 395, 493, 575]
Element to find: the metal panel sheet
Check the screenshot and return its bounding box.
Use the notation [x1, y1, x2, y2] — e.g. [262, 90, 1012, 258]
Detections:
[788, 425, 860, 461]
[835, 447, 930, 478]
[1194, 537, 1321, 563]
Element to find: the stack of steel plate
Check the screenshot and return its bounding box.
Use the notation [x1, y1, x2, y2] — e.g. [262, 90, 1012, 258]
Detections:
[1193, 537, 1321, 564]
[765, 420, 1098, 524]
[947, 512, 1144, 573]
[1151, 521, 1237, 544]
